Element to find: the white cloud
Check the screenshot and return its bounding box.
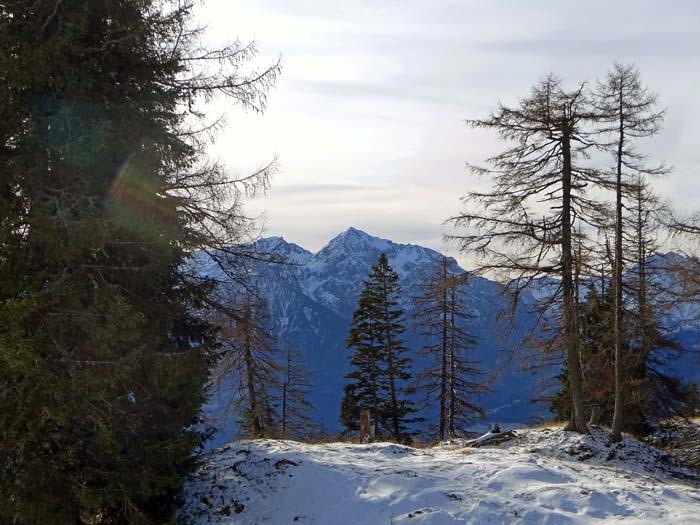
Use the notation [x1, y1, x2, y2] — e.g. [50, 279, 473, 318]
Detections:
[197, 0, 700, 267]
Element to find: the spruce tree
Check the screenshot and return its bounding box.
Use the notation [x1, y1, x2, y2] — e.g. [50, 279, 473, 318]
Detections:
[340, 282, 384, 434]
[0, 1, 278, 523]
[341, 253, 417, 442]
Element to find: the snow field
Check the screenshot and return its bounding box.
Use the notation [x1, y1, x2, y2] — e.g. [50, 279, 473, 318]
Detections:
[181, 427, 700, 524]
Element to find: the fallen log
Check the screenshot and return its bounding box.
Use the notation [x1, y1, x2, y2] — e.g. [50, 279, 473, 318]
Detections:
[466, 425, 518, 448]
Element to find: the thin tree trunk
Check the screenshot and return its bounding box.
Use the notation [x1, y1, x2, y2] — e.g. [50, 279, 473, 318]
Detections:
[244, 321, 262, 438]
[448, 285, 457, 438]
[439, 257, 449, 440]
[639, 225, 648, 359]
[281, 348, 290, 438]
[562, 129, 588, 433]
[611, 91, 625, 442]
[636, 182, 650, 408]
[383, 276, 400, 441]
[369, 318, 380, 433]
[601, 264, 606, 295]
[574, 232, 581, 308]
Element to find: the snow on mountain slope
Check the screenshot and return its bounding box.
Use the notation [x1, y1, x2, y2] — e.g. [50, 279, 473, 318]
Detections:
[200, 228, 542, 442]
[254, 236, 314, 267]
[273, 227, 540, 422]
[199, 230, 700, 444]
[300, 227, 455, 316]
[181, 428, 700, 525]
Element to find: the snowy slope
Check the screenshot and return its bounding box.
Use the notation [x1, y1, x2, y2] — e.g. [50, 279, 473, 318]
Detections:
[181, 428, 700, 524]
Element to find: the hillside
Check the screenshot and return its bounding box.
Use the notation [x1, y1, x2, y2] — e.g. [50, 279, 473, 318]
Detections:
[200, 229, 700, 446]
[181, 428, 700, 524]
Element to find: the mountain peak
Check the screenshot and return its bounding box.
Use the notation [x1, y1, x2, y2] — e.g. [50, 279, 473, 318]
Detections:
[255, 236, 312, 265]
[322, 227, 391, 253]
[336, 226, 373, 241]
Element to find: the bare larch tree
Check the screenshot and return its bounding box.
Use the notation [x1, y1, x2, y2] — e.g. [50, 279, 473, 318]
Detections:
[448, 76, 605, 433]
[279, 344, 315, 440]
[413, 255, 486, 439]
[594, 63, 667, 441]
[215, 291, 279, 438]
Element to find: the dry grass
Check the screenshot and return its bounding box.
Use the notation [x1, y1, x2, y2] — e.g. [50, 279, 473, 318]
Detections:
[526, 420, 568, 430]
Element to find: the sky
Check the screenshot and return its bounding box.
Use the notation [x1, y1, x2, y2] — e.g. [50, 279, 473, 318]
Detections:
[196, 1, 700, 267]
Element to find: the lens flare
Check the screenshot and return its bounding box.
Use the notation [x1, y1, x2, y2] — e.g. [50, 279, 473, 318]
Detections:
[107, 155, 177, 241]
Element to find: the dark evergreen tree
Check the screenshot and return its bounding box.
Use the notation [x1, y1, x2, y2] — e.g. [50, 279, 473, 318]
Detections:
[340, 277, 385, 434]
[552, 283, 684, 435]
[371, 254, 418, 442]
[0, 1, 278, 523]
[340, 253, 417, 442]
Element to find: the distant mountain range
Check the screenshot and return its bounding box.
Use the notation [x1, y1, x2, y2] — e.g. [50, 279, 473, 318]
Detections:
[201, 228, 700, 446]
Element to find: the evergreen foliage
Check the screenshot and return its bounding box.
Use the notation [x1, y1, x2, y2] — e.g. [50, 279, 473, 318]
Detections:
[551, 284, 685, 435]
[340, 253, 417, 442]
[0, 1, 278, 523]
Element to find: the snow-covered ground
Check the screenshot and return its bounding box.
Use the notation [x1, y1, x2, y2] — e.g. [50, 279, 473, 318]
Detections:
[181, 427, 700, 524]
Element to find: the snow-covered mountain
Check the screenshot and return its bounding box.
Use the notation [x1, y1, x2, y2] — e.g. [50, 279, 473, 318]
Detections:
[201, 228, 700, 446]
[203, 228, 543, 446]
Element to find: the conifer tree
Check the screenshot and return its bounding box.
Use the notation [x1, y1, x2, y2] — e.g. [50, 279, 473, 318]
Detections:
[0, 1, 278, 522]
[340, 273, 385, 434]
[341, 253, 417, 442]
[372, 254, 417, 442]
[215, 292, 279, 439]
[553, 182, 687, 435]
[279, 344, 315, 440]
[448, 77, 606, 434]
[594, 63, 667, 441]
[622, 179, 685, 434]
[552, 281, 684, 435]
[413, 256, 486, 439]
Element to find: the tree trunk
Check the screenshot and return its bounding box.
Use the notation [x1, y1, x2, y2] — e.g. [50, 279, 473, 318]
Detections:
[383, 276, 401, 441]
[448, 285, 457, 438]
[611, 91, 625, 442]
[440, 257, 448, 440]
[562, 129, 588, 434]
[245, 330, 262, 438]
[281, 348, 290, 438]
[369, 320, 380, 433]
[243, 297, 263, 438]
[637, 181, 649, 365]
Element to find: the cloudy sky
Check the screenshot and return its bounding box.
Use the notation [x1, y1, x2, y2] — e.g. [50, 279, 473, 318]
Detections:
[197, 1, 700, 267]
